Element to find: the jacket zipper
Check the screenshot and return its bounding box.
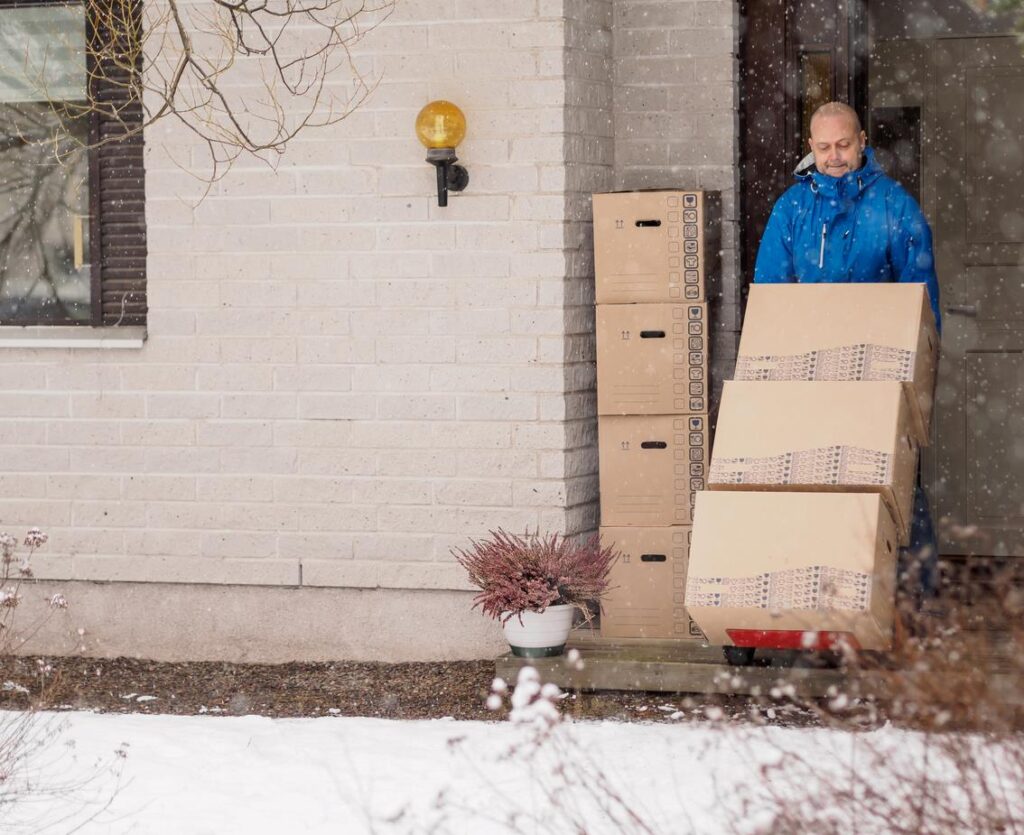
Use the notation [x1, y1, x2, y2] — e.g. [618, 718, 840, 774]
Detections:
[818, 222, 826, 269]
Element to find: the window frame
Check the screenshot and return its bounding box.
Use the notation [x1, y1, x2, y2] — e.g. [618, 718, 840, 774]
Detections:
[0, 0, 146, 329]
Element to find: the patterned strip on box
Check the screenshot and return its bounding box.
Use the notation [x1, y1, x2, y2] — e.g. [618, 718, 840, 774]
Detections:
[685, 565, 871, 612]
[710, 445, 893, 486]
[677, 416, 706, 518]
[734, 344, 915, 382]
[672, 529, 689, 634]
[667, 194, 702, 300]
[680, 305, 706, 411]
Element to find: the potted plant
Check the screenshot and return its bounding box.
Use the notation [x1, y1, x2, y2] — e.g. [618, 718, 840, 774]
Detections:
[452, 529, 619, 658]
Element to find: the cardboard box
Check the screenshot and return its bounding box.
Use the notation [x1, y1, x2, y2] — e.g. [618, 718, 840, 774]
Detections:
[596, 303, 708, 415]
[598, 414, 709, 526]
[735, 284, 939, 444]
[709, 381, 918, 543]
[592, 190, 721, 304]
[599, 526, 704, 640]
[686, 491, 899, 651]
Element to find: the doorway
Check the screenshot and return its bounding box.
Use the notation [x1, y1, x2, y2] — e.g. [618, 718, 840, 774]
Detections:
[739, 0, 1024, 560]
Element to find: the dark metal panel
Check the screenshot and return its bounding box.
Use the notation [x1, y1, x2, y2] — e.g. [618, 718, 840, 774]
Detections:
[90, 0, 148, 328]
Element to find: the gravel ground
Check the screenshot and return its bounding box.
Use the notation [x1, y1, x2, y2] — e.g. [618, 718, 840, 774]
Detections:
[6, 621, 1018, 730]
[0, 655, 827, 726]
[1, 656, 501, 720]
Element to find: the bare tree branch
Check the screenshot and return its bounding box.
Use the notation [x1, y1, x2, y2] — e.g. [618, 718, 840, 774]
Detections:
[2, 0, 393, 178]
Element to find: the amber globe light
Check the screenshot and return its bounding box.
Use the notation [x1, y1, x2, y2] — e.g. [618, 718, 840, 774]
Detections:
[415, 100, 469, 207]
[415, 100, 466, 150]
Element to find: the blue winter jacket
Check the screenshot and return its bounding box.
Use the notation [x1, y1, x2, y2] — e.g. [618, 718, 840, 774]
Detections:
[753, 147, 942, 332]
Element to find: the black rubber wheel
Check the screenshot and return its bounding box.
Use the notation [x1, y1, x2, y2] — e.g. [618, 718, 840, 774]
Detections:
[723, 646, 756, 666]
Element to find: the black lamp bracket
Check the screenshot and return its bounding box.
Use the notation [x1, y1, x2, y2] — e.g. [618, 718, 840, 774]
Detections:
[426, 147, 469, 207]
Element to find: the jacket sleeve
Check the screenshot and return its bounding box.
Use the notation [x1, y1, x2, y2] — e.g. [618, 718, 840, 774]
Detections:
[889, 188, 942, 334]
[753, 196, 796, 284]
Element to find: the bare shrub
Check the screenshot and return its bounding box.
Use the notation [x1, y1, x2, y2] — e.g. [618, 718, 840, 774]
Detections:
[0, 529, 115, 834]
[385, 577, 1023, 835]
[0, 709, 126, 834]
[1, 529, 68, 656]
[716, 567, 1024, 835]
[379, 663, 663, 835]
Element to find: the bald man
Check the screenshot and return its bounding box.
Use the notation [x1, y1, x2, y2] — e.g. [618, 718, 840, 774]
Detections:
[753, 101, 941, 609]
[753, 102, 941, 329]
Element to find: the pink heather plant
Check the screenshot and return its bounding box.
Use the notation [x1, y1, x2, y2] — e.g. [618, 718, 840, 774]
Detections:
[452, 530, 619, 624]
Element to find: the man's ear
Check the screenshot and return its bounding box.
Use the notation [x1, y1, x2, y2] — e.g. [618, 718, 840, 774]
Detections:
[859, 130, 867, 148]
[808, 136, 815, 151]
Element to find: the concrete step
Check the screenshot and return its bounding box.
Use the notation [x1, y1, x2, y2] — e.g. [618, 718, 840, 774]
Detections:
[496, 630, 1024, 706]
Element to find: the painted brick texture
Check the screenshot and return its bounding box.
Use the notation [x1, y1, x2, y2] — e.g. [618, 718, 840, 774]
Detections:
[0, 1, 740, 608]
[0, 2, 593, 591]
[612, 0, 742, 411]
[561, 0, 614, 536]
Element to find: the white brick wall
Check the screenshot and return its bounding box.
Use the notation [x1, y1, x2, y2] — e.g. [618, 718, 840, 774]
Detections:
[0, 0, 740, 661]
[0, 1, 599, 595]
[562, 0, 614, 536]
[612, 0, 743, 393]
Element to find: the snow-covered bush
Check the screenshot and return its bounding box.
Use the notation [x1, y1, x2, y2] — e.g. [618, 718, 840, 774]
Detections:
[1, 528, 66, 655]
[475, 599, 1024, 835]
[728, 577, 1024, 835]
[474, 665, 661, 834]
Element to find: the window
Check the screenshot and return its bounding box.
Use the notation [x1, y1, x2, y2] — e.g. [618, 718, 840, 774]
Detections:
[0, 0, 146, 327]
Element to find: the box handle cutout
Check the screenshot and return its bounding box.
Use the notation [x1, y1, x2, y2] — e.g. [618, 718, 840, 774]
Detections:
[640, 330, 666, 339]
[635, 220, 661, 227]
[886, 540, 893, 554]
[640, 441, 667, 449]
[640, 553, 667, 562]
[905, 434, 915, 451]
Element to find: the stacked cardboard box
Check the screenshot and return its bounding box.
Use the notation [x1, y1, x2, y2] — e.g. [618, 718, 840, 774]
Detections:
[687, 283, 939, 652]
[592, 190, 721, 640]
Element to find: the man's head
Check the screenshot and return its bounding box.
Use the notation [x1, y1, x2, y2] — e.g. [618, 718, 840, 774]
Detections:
[808, 102, 867, 178]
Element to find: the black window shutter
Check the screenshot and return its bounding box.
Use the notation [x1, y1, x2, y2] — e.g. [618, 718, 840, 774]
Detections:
[89, 0, 147, 327]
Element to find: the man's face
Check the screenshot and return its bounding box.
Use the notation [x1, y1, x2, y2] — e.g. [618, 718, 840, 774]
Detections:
[808, 114, 867, 177]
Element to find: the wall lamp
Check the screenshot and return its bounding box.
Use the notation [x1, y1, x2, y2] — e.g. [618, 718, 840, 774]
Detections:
[415, 100, 469, 207]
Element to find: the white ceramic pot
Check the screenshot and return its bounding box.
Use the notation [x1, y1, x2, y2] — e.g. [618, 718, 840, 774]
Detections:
[501, 604, 574, 658]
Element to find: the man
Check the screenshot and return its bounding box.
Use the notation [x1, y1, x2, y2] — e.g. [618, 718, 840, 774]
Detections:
[753, 101, 941, 607]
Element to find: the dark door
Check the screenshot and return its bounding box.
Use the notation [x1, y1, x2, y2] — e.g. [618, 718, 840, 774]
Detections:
[740, 0, 1024, 561]
[872, 36, 1024, 559]
[739, 0, 868, 284]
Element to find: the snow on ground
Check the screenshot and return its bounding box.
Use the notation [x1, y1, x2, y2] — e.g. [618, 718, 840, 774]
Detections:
[1, 705, 1020, 835]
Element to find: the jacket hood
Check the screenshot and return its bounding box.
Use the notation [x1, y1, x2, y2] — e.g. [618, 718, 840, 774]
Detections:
[794, 146, 885, 200]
